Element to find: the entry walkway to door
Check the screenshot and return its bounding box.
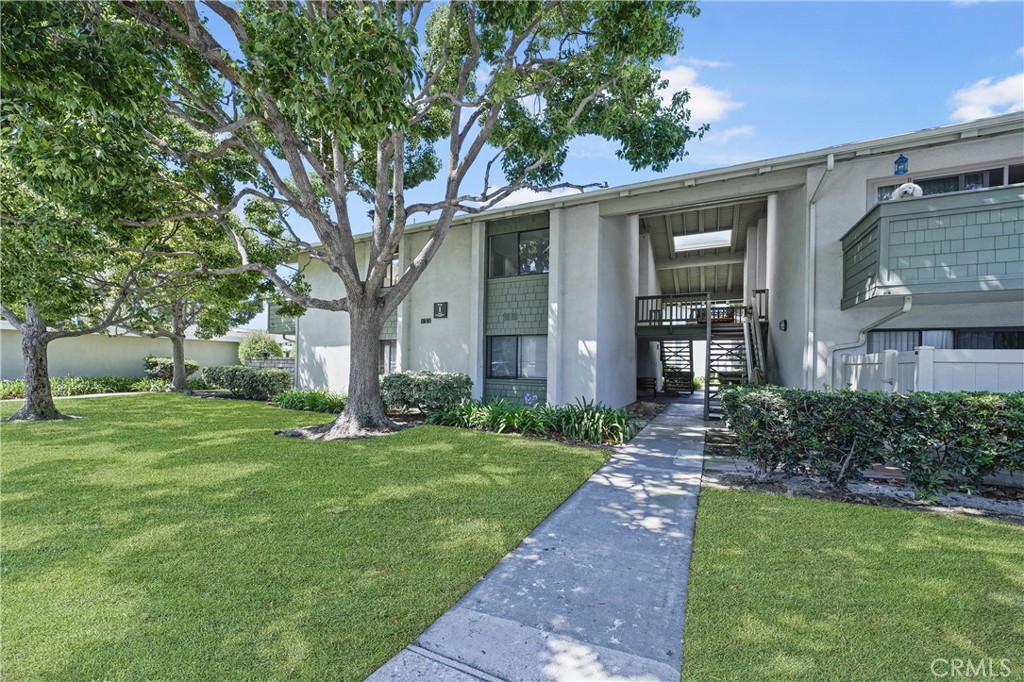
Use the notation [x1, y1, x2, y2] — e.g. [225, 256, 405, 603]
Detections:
[366, 400, 709, 682]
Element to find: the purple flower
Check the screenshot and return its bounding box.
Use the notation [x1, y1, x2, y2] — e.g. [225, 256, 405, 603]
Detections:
[524, 393, 540, 406]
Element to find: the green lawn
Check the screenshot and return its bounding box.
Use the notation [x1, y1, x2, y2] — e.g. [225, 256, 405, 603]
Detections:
[682, 489, 1024, 681]
[1, 394, 606, 681]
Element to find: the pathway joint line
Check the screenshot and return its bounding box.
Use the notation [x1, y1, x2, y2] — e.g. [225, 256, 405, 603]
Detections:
[407, 645, 507, 682]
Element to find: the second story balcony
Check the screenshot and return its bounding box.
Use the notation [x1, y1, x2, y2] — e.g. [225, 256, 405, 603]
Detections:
[840, 185, 1024, 309]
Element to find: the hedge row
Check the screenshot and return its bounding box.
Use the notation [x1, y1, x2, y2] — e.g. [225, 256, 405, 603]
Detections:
[380, 371, 472, 413]
[144, 356, 199, 381]
[0, 376, 207, 399]
[428, 398, 641, 445]
[203, 365, 292, 400]
[721, 386, 1024, 498]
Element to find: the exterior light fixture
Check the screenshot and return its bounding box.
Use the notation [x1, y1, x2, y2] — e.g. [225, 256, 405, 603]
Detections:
[778, 319, 788, 332]
[894, 154, 909, 176]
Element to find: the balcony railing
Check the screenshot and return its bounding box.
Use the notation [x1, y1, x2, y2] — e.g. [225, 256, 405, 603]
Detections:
[635, 293, 748, 336]
[840, 185, 1024, 309]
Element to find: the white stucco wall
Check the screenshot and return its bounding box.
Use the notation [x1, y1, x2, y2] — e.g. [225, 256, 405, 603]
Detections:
[595, 214, 639, 407]
[401, 226, 476, 374]
[765, 188, 809, 388]
[1, 329, 239, 380]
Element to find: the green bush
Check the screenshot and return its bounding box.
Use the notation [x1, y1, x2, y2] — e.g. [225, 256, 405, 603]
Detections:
[721, 385, 1024, 499]
[203, 365, 292, 400]
[271, 389, 346, 413]
[237, 330, 283, 363]
[144, 356, 199, 381]
[380, 372, 472, 413]
[428, 397, 641, 445]
[692, 375, 705, 390]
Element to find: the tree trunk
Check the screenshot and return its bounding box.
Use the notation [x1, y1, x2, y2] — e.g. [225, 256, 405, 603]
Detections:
[7, 311, 67, 421]
[281, 304, 394, 439]
[168, 301, 191, 394]
[169, 333, 190, 393]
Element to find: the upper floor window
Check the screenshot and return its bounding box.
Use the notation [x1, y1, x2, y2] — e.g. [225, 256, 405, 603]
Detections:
[489, 229, 550, 278]
[382, 253, 399, 288]
[874, 164, 1023, 205]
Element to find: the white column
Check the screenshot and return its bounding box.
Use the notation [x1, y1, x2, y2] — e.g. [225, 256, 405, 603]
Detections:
[395, 243, 411, 371]
[546, 208, 565, 405]
[468, 221, 487, 399]
[915, 345, 935, 392]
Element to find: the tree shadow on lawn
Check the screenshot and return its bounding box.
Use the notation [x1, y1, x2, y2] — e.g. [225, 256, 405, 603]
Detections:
[2, 394, 606, 681]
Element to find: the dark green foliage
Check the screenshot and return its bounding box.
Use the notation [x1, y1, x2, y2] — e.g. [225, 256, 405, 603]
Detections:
[203, 366, 291, 401]
[721, 385, 1024, 498]
[271, 389, 346, 414]
[144, 356, 199, 381]
[237, 331, 284, 363]
[428, 398, 641, 445]
[380, 372, 473, 413]
[0, 376, 169, 399]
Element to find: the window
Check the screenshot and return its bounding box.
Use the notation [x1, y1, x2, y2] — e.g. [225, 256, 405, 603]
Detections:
[874, 164, 1023, 205]
[488, 229, 550, 278]
[868, 328, 1024, 352]
[382, 254, 399, 288]
[487, 335, 547, 379]
[378, 340, 396, 375]
[955, 329, 1024, 350]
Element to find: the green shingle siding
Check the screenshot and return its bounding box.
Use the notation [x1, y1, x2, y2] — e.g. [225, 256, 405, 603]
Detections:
[483, 378, 547, 402]
[486, 275, 548, 335]
[380, 312, 397, 341]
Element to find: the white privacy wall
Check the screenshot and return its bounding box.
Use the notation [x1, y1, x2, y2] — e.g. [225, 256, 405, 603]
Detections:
[1, 328, 239, 380]
[841, 348, 1024, 393]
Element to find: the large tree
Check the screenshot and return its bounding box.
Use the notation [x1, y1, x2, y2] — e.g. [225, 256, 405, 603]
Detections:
[122, 218, 273, 393]
[20, 2, 707, 437]
[0, 170, 143, 420]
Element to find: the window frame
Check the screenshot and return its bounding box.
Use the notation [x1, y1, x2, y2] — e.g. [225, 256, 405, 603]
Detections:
[486, 335, 548, 379]
[487, 228, 551, 279]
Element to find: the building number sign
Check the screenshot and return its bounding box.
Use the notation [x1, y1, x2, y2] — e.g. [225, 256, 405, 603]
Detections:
[433, 302, 448, 319]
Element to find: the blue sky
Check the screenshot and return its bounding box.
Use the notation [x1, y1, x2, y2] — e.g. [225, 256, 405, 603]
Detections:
[232, 1, 1024, 328]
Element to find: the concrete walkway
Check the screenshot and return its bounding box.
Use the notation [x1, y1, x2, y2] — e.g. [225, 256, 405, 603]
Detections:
[367, 400, 710, 682]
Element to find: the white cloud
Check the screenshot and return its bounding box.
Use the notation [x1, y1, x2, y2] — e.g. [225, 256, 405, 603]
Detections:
[1017, 47, 1024, 56]
[950, 72, 1024, 121]
[658, 65, 743, 125]
[681, 57, 729, 69]
[703, 125, 756, 144]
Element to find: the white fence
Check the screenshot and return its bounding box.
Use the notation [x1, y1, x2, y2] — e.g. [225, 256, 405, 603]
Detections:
[841, 346, 1024, 393]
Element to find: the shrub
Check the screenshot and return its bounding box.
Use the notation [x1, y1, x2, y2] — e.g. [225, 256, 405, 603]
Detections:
[237, 330, 283, 363]
[144, 356, 199, 381]
[204, 365, 291, 400]
[380, 372, 472, 413]
[721, 385, 1024, 499]
[692, 375, 705, 390]
[428, 397, 640, 445]
[271, 389, 346, 413]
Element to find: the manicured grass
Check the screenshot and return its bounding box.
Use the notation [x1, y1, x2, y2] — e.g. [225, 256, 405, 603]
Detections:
[1, 394, 606, 681]
[682, 489, 1024, 681]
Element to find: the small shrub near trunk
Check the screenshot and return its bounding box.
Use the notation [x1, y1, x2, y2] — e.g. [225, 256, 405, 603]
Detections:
[380, 372, 472, 413]
[428, 398, 641, 445]
[721, 385, 1024, 499]
[271, 389, 346, 413]
[203, 366, 292, 400]
[144, 356, 199, 381]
